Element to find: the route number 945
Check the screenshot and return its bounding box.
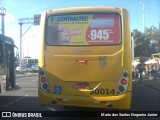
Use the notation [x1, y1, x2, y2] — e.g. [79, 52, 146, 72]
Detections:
[90, 88, 115, 95]
[90, 29, 109, 40]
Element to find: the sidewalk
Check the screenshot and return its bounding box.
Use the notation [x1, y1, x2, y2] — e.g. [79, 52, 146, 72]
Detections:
[133, 77, 160, 92]
[16, 72, 38, 78]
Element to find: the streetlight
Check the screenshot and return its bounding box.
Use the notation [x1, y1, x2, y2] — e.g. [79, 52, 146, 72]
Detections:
[0, 7, 6, 35]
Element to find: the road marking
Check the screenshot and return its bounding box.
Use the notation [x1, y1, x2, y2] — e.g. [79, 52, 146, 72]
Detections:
[3, 95, 28, 108]
[46, 106, 56, 111]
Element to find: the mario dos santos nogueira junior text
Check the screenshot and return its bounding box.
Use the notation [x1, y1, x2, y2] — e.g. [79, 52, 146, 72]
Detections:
[101, 112, 158, 117]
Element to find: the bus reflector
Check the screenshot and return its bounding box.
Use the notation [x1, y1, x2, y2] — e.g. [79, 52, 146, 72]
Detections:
[57, 98, 69, 102]
[100, 101, 106, 103]
[57, 98, 63, 101]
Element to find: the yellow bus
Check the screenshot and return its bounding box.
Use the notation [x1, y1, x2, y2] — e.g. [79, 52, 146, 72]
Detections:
[38, 7, 132, 110]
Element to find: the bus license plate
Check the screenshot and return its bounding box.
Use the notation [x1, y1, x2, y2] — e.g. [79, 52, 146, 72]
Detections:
[73, 83, 89, 89]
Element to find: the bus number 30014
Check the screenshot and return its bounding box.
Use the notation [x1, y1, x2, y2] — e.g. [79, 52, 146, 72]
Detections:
[90, 88, 115, 95]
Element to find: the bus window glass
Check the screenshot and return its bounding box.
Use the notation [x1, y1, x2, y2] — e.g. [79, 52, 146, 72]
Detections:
[46, 13, 121, 45]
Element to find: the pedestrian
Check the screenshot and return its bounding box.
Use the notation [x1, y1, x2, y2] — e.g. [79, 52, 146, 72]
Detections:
[151, 64, 155, 80]
[146, 64, 150, 78]
[137, 62, 143, 83]
[158, 66, 160, 80]
[151, 64, 159, 81]
[148, 64, 152, 79]
[154, 66, 159, 81]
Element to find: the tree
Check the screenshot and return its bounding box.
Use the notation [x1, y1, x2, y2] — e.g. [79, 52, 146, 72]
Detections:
[144, 25, 160, 53]
[132, 29, 150, 57]
[132, 24, 160, 58]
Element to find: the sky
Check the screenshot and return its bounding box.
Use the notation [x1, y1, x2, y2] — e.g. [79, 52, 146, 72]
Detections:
[0, 0, 160, 59]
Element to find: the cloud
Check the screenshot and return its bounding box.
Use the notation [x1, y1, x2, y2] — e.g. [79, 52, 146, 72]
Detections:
[0, 12, 15, 25]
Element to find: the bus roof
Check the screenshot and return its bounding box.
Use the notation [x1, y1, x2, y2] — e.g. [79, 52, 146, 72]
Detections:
[46, 6, 126, 15]
[0, 34, 14, 45]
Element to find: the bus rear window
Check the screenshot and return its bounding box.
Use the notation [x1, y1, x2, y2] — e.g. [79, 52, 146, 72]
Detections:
[46, 13, 121, 45]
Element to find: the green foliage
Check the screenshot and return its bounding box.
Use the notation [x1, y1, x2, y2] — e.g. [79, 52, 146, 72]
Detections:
[132, 24, 160, 57]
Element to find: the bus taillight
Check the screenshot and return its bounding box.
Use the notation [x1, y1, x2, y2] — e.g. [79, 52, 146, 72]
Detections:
[117, 69, 129, 95]
[123, 72, 128, 77]
[42, 83, 48, 90]
[41, 77, 46, 82]
[121, 79, 127, 85]
[39, 69, 49, 92]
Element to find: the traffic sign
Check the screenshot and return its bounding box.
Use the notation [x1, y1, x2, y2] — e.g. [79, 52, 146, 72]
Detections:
[34, 14, 41, 25]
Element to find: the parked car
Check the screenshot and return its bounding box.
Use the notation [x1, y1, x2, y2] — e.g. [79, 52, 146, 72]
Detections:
[16, 66, 26, 73]
[31, 64, 38, 72]
[25, 63, 34, 72]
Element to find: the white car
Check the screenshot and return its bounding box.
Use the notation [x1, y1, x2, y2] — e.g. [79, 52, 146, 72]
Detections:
[25, 63, 35, 72]
[16, 66, 26, 73]
[31, 64, 38, 72]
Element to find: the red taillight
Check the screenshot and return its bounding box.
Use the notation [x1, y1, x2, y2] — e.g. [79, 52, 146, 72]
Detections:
[41, 77, 46, 82]
[121, 79, 127, 85]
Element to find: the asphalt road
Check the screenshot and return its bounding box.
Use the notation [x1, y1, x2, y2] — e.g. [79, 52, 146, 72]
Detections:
[131, 82, 160, 111]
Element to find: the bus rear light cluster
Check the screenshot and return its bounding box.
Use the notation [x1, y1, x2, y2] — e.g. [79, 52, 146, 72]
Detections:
[116, 69, 129, 95]
[39, 68, 49, 92]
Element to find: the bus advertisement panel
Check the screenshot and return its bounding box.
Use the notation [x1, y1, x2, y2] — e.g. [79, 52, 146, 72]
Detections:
[46, 14, 121, 46]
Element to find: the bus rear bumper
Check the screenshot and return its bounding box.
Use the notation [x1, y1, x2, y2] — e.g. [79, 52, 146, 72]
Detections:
[38, 89, 131, 110]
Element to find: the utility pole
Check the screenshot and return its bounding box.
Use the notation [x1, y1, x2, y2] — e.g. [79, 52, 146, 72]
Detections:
[141, 0, 146, 32]
[18, 18, 34, 73]
[18, 15, 41, 73]
[0, 7, 6, 35]
[19, 22, 23, 73]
